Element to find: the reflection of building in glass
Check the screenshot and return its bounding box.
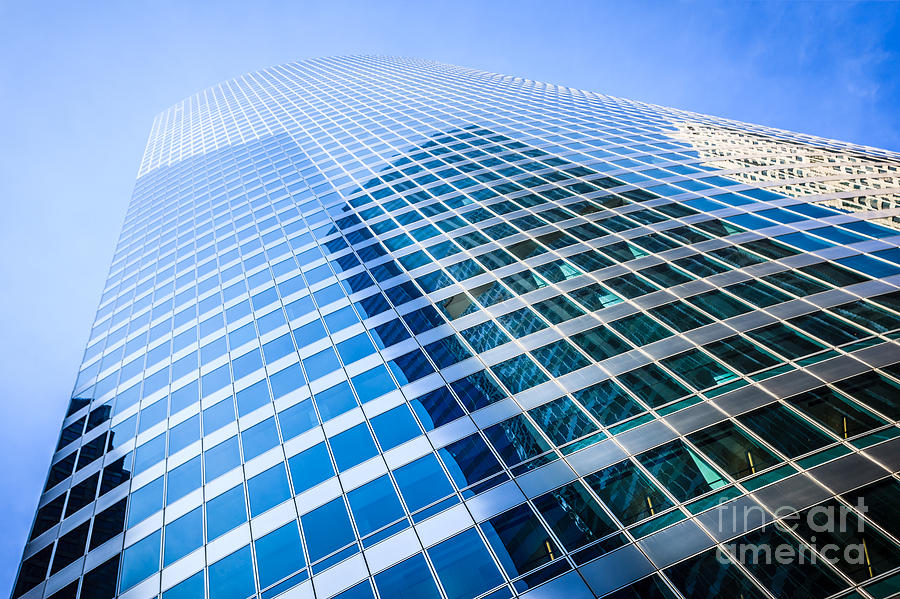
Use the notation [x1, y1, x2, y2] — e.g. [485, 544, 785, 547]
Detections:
[13, 56, 900, 599]
[672, 121, 900, 228]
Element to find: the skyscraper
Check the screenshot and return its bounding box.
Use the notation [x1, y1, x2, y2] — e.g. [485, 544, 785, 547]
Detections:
[13, 55, 900, 599]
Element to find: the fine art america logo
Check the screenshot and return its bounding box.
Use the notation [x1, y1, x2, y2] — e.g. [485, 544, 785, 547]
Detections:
[714, 499, 870, 566]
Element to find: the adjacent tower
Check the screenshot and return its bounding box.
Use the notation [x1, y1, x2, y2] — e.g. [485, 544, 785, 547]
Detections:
[14, 56, 900, 599]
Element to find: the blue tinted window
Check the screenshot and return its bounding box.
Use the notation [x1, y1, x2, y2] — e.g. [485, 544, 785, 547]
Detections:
[324, 305, 360, 332]
[480, 504, 557, 577]
[241, 417, 279, 460]
[336, 333, 376, 364]
[374, 554, 441, 599]
[128, 477, 164, 527]
[329, 423, 378, 471]
[302, 347, 342, 380]
[202, 364, 231, 397]
[204, 436, 241, 482]
[314, 380, 357, 421]
[138, 399, 167, 434]
[350, 365, 396, 403]
[169, 380, 198, 414]
[286, 295, 315, 320]
[277, 399, 318, 440]
[263, 333, 295, 364]
[393, 454, 454, 512]
[269, 363, 306, 399]
[228, 322, 257, 350]
[333, 581, 375, 599]
[301, 497, 355, 562]
[206, 484, 247, 541]
[168, 415, 200, 456]
[248, 463, 291, 516]
[388, 350, 435, 385]
[134, 433, 166, 474]
[162, 571, 203, 599]
[450, 370, 506, 411]
[371, 319, 410, 349]
[236, 379, 271, 417]
[202, 397, 236, 434]
[254, 522, 305, 589]
[287, 443, 334, 494]
[355, 293, 391, 319]
[314, 283, 344, 307]
[371, 405, 421, 451]
[438, 434, 503, 489]
[347, 475, 405, 537]
[428, 528, 504, 599]
[410, 387, 464, 431]
[257, 308, 287, 335]
[119, 529, 161, 592]
[293, 319, 327, 346]
[208, 545, 255, 599]
[163, 507, 202, 566]
[231, 348, 264, 380]
[166, 456, 201, 505]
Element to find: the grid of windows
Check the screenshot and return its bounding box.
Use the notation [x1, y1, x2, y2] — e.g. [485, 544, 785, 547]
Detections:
[14, 56, 900, 599]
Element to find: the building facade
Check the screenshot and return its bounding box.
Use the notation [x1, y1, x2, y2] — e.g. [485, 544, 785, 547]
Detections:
[13, 56, 900, 599]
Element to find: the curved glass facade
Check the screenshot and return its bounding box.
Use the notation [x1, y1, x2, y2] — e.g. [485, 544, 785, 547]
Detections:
[13, 56, 900, 599]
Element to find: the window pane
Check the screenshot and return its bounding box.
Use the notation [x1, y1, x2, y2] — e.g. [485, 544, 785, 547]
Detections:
[638, 440, 727, 501]
[427, 528, 504, 599]
[208, 545, 255, 599]
[533, 481, 617, 551]
[587, 459, 673, 526]
[301, 497, 355, 562]
[373, 554, 441, 599]
[347, 475, 405, 537]
[481, 504, 557, 577]
[288, 442, 334, 494]
[254, 522, 305, 589]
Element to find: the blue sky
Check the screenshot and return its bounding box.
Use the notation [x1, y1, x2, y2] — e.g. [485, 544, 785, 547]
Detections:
[0, 0, 898, 592]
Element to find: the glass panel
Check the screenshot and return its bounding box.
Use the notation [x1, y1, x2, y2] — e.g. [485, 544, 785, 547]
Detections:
[247, 463, 290, 516]
[738, 403, 833, 458]
[483, 414, 551, 467]
[287, 442, 334, 494]
[481, 504, 558, 577]
[731, 524, 847, 599]
[427, 528, 505, 599]
[638, 440, 727, 501]
[254, 522, 305, 589]
[661, 350, 737, 390]
[371, 405, 421, 451]
[689, 421, 780, 479]
[665, 548, 766, 599]
[206, 484, 247, 541]
[533, 481, 618, 551]
[329, 423, 378, 471]
[529, 396, 599, 445]
[163, 507, 202, 566]
[704, 336, 781, 374]
[785, 387, 886, 439]
[587, 459, 673, 525]
[792, 499, 900, 582]
[301, 497, 355, 562]
[438, 434, 503, 489]
[393, 454, 455, 512]
[834, 373, 900, 420]
[119, 529, 160, 592]
[347, 475, 405, 537]
[373, 554, 441, 599]
[208, 545, 255, 599]
[572, 379, 644, 426]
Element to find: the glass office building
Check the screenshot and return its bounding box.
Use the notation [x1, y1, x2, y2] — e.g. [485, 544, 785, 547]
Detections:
[13, 56, 900, 599]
